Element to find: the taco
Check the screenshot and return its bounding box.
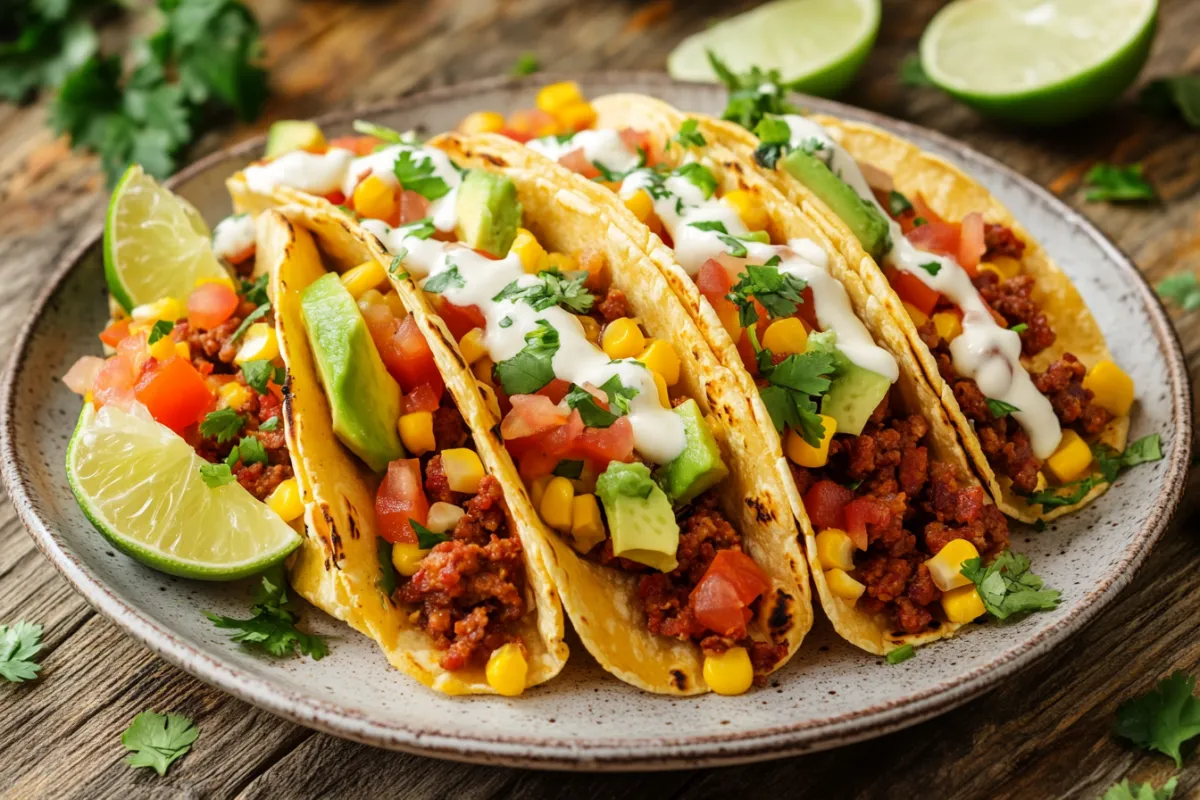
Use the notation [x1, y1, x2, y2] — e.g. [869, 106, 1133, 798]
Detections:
[259, 204, 567, 695]
[680, 65, 1133, 522]
[470, 87, 1036, 653]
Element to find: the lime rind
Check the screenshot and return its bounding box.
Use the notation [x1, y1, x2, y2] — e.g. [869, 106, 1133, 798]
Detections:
[67, 403, 302, 581]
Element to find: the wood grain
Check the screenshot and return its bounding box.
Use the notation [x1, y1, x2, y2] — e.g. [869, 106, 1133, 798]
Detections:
[1, 1, 1198, 798]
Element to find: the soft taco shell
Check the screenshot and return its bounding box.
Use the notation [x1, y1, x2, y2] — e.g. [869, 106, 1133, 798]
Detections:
[259, 206, 567, 694]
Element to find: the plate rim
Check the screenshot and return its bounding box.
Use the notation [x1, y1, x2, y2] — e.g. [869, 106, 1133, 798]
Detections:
[1, 71, 1191, 770]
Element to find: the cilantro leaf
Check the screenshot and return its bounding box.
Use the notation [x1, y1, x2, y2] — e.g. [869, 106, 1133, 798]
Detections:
[236, 435, 267, 466]
[352, 119, 409, 144]
[1156, 273, 1200, 312]
[511, 52, 539, 76]
[494, 319, 560, 396]
[672, 119, 706, 149]
[499, 316, 513, 328]
[1141, 74, 1200, 128]
[899, 54, 934, 88]
[423, 264, 465, 294]
[259, 415, 279, 431]
[493, 268, 594, 314]
[959, 550, 1060, 621]
[229, 302, 270, 344]
[199, 408, 243, 444]
[0, 621, 44, 683]
[375, 539, 397, 595]
[388, 251, 409, 277]
[591, 148, 647, 184]
[393, 150, 450, 201]
[552, 460, 584, 479]
[707, 50, 802, 131]
[564, 376, 638, 428]
[1102, 777, 1178, 800]
[239, 273, 269, 306]
[673, 162, 718, 199]
[727, 260, 806, 328]
[0, 3, 101, 103]
[1084, 163, 1156, 203]
[1114, 672, 1200, 767]
[752, 116, 792, 169]
[886, 644, 915, 665]
[412, 520, 450, 550]
[1031, 435, 1163, 509]
[240, 359, 276, 394]
[888, 190, 913, 216]
[199, 461, 235, 488]
[396, 218, 436, 241]
[205, 573, 327, 660]
[1010, 322, 1029, 334]
[147, 319, 174, 345]
[986, 398, 1019, 418]
[758, 350, 835, 445]
[121, 711, 198, 777]
[918, 260, 941, 276]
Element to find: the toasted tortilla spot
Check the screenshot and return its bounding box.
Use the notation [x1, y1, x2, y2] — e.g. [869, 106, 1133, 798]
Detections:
[670, 670, 689, 691]
[768, 589, 794, 633]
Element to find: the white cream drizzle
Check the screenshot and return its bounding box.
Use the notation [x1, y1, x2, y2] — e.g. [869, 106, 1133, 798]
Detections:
[527, 129, 643, 176]
[211, 214, 256, 262]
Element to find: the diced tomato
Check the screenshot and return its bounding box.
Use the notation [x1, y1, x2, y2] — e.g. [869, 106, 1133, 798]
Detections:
[324, 190, 347, 206]
[187, 282, 240, 330]
[535, 379, 572, 405]
[328, 135, 381, 156]
[91, 355, 137, 409]
[375, 458, 429, 544]
[508, 109, 557, 138]
[99, 319, 131, 348]
[558, 149, 601, 179]
[401, 383, 441, 414]
[397, 190, 430, 225]
[691, 549, 771, 637]
[63, 356, 106, 395]
[886, 267, 941, 317]
[843, 496, 891, 551]
[696, 259, 741, 329]
[794, 287, 819, 331]
[498, 128, 533, 144]
[619, 128, 661, 166]
[506, 409, 584, 480]
[911, 195, 947, 227]
[437, 300, 486, 340]
[573, 416, 634, 467]
[501, 394, 569, 440]
[906, 220, 960, 259]
[134, 357, 214, 433]
[803, 480, 854, 532]
[958, 212, 985, 274]
[392, 315, 445, 395]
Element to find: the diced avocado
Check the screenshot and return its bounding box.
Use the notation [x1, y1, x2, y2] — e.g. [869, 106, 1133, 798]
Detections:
[300, 272, 405, 472]
[657, 399, 729, 506]
[265, 121, 326, 159]
[454, 169, 522, 258]
[807, 330, 892, 436]
[596, 462, 680, 573]
[781, 149, 891, 261]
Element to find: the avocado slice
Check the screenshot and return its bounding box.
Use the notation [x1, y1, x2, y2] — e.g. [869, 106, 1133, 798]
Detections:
[657, 399, 730, 506]
[781, 149, 891, 261]
[596, 462, 680, 573]
[264, 121, 326, 159]
[806, 330, 892, 436]
[454, 169, 522, 258]
[300, 272, 405, 472]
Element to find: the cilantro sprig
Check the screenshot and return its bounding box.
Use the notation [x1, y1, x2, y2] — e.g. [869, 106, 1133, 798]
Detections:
[423, 264, 465, 294]
[752, 116, 792, 169]
[1029, 434, 1163, 510]
[412, 520, 450, 550]
[707, 50, 802, 131]
[198, 447, 240, 488]
[985, 398, 1019, 418]
[673, 162, 718, 200]
[240, 359, 284, 394]
[148, 320, 174, 345]
[1114, 671, 1200, 767]
[672, 119, 706, 150]
[0, 621, 44, 683]
[494, 319, 560, 396]
[1101, 778, 1178, 800]
[1156, 273, 1200, 312]
[393, 150, 450, 201]
[564, 376, 638, 428]
[493, 268, 594, 314]
[726, 258, 806, 328]
[121, 711, 199, 777]
[199, 408, 244, 444]
[205, 571, 328, 660]
[959, 550, 1060, 620]
[1084, 163, 1156, 203]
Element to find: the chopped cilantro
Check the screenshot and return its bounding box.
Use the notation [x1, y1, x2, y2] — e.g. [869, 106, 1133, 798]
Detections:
[412, 520, 450, 550]
[752, 116, 792, 170]
[673, 162, 718, 199]
[1156, 272, 1200, 312]
[228, 302, 270, 344]
[959, 550, 1060, 620]
[1084, 163, 1156, 203]
[499, 316, 513, 328]
[396, 218, 436, 240]
[1102, 777, 1178, 800]
[0, 621, 43, 683]
[423, 264, 465, 294]
[672, 119, 706, 149]
[758, 349, 835, 446]
[352, 119, 406, 144]
[121, 711, 198, 777]
[1030, 434, 1163, 509]
[492, 268, 594, 314]
[552, 460, 584, 479]
[912, 216, 927, 227]
[564, 375, 638, 428]
[205, 571, 327, 660]
[885, 644, 915, 665]
[888, 190, 912, 216]
[259, 415, 280, 432]
[511, 52, 539, 76]
[148, 320, 174, 345]
[393, 150, 450, 201]
[494, 319, 560, 395]
[199, 408, 243, 444]
[592, 148, 648, 184]
[707, 50, 802, 131]
[985, 398, 1019, 418]
[918, 260, 941, 276]
[1140, 74, 1200, 128]
[236, 435, 267, 466]
[198, 461, 235, 488]
[1114, 671, 1200, 767]
[240, 273, 269, 306]
[388, 251, 409, 277]
[240, 359, 275, 394]
[727, 259, 806, 328]
[1010, 322, 1029, 334]
[375, 539, 397, 595]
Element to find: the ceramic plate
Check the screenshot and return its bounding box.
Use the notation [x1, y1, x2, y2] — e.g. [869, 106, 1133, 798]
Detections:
[1, 74, 1190, 770]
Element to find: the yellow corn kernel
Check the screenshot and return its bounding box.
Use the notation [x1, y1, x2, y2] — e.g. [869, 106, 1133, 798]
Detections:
[174, 341, 191, 360]
[623, 189, 654, 223]
[510, 228, 548, 274]
[131, 297, 185, 324]
[478, 382, 501, 418]
[391, 542, 426, 577]
[931, 311, 962, 342]
[653, 370, 669, 408]
[722, 189, 769, 231]
[554, 101, 597, 132]
[218, 381, 252, 411]
[351, 174, 397, 222]
[941, 584, 986, 623]
[903, 302, 929, 329]
[825, 568, 867, 602]
[539, 476, 575, 532]
[472, 357, 495, 386]
[340, 260, 388, 300]
[266, 478, 304, 522]
[458, 327, 487, 365]
[1082, 360, 1134, 417]
[815, 529, 855, 572]
[529, 475, 553, 509]
[148, 333, 176, 362]
[426, 501, 466, 533]
[1045, 430, 1093, 484]
[544, 252, 577, 272]
[578, 315, 601, 343]
[601, 318, 645, 360]
[638, 340, 680, 386]
[383, 290, 407, 319]
[702, 646, 754, 696]
[536, 81, 585, 114]
[398, 411, 436, 456]
[924, 538, 980, 592]
[485, 642, 528, 697]
[785, 415, 836, 468]
[234, 323, 279, 365]
[979, 256, 1021, 280]
[442, 448, 484, 494]
[761, 317, 808, 355]
[570, 494, 606, 554]
[458, 110, 506, 135]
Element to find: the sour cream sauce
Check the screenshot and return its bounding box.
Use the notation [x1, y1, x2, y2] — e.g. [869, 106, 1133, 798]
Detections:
[360, 219, 687, 464]
[211, 214, 256, 262]
[774, 114, 1062, 458]
[528, 130, 643, 176]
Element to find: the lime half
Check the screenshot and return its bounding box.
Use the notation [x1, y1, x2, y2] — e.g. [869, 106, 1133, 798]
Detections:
[667, 0, 881, 98]
[67, 403, 301, 580]
[104, 164, 229, 312]
[920, 0, 1157, 126]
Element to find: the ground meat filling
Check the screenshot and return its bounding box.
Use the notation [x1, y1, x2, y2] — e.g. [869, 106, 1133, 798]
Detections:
[982, 222, 1026, 261]
[793, 391, 1010, 635]
[596, 288, 631, 322]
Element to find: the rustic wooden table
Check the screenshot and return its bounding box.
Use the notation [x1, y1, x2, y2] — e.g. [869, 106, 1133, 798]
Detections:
[2, 1, 1198, 797]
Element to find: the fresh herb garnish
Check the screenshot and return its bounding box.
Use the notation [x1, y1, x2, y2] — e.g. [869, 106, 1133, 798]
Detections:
[121, 711, 199, 777]
[229, 303, 270, 344]
[1140, 74, 1200, 128]
[687, 219, 755, 258]
[727, 259, 806, 328]
[412, 520, 450, 550]
[564, 375, 638, 428]
[1156, 273, 1200, 312]
[672, 119, 707, 149]
[1084, 163, 1156, 203]
[352, 119, 406, 144]
[396, 218, 436, 240]
[752, 116, 792, 169]
[918, 260, 941, 276]
[494, 319, 560, 396]
[912, 217, 927, 227]
[393, 150, 450, 201]
[552, 460, 584, 479]
[1101, 777, 1178, 800]
[236, 435, 267, 466]
[959, 550, 1060, 620]
[888, 190, 913, 216]
[673, 162, 718, 199]
[886, 644, 915, 665]
[375, 539, 397, 595]
[199, 447, 240, 488]
[986, 398, 1020, 418]
[499, 316, 513, 328]
[199, 408, 244, 444]
[206, 571, 327, 659]
[0, 621, 43, 683]
[388, 251, 409, 277]
[240, 360, 276, 394]
[1114, 671, 1200, 767]
[423, 264, 465, 294]
[1030, 434, 1163, 509]
[259, 415, 280, 432]
[511, 52, 540, 76]
[1010, 322, 1029, 334]
[899, 54, 934, 88]
[147, 320, 174, 345]
[707, 50, 802, 131]
[758, 349, 835, 446]
[240, 273, 269, 306]
[493, 268, 594, 314]
[591, 149, 647, 184]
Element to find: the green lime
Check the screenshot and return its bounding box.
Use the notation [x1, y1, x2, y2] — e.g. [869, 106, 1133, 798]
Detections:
[667, 0, 881, 98]
[104, 164, 229, 313]
[67, 403, 302, 580]
[920, 0, 1158, 126]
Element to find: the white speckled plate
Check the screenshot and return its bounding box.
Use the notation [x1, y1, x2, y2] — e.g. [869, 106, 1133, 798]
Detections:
[1, 74, 1190, 770]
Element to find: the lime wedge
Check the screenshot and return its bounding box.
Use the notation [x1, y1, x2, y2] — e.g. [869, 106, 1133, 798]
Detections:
[67, 403, 302, 580]
[104, 164, 229, 312]
[667, 0, 880, 98]
[920, 0, 1158, 125]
